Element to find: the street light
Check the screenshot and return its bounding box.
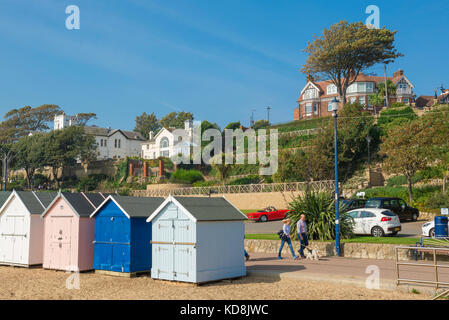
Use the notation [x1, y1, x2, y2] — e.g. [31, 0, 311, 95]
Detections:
[331, 96, 341, 257]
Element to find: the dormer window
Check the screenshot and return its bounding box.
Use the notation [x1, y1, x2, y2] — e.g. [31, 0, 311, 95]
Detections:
[327, 84, 337, 95]
[303, 88, 317, 100]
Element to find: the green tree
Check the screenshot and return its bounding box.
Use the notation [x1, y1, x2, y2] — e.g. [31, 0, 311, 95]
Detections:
[301, 21, 402, 105]
[74, 113, 97, 126]
[377, 106, 417, 135]
[159, 111, 193, 129]
[134, 112, 160, 139]
[43, 126, 97, 188]
[11, 134, 46, 189]
[380, 120, 431, 203]
[224, 121, 241, 130]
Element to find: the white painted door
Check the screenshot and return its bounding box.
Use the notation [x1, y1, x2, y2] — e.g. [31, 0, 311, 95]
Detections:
[0, 215, 28, 264]
[49, 217, 73, 270]
[173, 220, 194, 282]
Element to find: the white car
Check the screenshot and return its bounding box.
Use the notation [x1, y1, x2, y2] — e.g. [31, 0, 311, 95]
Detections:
[421, 220, 449, 237]
[347, 208, 401, 237]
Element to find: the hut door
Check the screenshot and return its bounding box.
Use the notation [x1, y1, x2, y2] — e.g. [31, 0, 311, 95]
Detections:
[111, 216, 130, 272]
[0, 215, 27, 264]
[173, 220, 194, 282]
[49, 217, 72, 270]
[153, 220, 174, 280]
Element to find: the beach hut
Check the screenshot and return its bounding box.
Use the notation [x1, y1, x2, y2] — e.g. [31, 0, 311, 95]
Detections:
[0, 191, 57, 267]
[90, 195, 164, 275]
[41, 192, 106, 271]
[146, 196, 247, 283]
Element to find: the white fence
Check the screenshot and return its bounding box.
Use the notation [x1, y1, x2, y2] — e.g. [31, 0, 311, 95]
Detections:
[133, 180, 335, 197]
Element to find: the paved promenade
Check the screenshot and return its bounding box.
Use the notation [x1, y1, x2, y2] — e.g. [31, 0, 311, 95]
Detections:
[245, 253, 449, 293]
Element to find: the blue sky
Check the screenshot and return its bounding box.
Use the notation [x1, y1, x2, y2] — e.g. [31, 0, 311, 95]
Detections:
[0, 0, 448, 131]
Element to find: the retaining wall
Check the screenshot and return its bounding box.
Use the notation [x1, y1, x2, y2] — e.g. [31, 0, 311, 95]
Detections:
[245, 239, 449, 261]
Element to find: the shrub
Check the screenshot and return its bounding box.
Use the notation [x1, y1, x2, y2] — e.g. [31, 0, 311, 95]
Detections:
[287, 191, 354, 241]
[228, 175, 261, 185]
[192, 180, 219, 187]
[424, 191, 449, 209]
[386, 174, 423, 187]
[170, 169, 204, 184]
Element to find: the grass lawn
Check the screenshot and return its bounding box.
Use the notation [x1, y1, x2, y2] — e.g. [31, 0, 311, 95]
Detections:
[245, 233, 421, 245]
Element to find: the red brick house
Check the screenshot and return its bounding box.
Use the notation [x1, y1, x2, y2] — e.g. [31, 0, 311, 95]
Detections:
[294, 70, 415, 120]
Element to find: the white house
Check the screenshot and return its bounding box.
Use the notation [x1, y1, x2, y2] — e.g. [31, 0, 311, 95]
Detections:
[54, 114, 145, 160]
[141, 120, 199, 160]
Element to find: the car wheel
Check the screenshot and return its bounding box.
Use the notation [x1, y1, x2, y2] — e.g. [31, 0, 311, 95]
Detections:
[260, 215, 268, 222]
[411, 212, 418, 221]
[429, 228, 435, 238]
[371, 226, 385, 237]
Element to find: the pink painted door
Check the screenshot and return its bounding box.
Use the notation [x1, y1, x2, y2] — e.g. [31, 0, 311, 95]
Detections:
[48, 217, 73, 270]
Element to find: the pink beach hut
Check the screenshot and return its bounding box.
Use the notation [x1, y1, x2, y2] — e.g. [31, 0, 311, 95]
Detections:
[41, 192, 106, 271]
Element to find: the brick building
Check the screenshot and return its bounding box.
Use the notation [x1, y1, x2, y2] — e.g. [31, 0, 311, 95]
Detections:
[294, 70, 415, 120]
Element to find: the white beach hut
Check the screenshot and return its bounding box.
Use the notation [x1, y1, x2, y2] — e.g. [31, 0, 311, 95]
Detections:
[0, 191, 58, 267]
[146, 196, 247, 283]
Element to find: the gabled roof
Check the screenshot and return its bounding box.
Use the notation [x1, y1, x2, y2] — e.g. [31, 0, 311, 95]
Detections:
[42, 192, 102, 218]
[146, 195, 247, 223]
[90, 195, 165, 218]
[83, 126, 145, 141]
[0, 191, 12, 209]
[0, 191, 58, 215]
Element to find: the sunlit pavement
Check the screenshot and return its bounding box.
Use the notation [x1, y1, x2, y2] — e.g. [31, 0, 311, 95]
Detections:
[245, 252, 449, 292]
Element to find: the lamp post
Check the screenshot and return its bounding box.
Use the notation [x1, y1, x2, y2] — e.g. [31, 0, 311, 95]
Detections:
[366, 135, 372, 188]
[331, 96, 341, 257]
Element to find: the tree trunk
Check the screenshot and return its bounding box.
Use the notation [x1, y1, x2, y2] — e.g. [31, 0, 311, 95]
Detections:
[2, 156, 7, 191]
[406, 175, 413, 203]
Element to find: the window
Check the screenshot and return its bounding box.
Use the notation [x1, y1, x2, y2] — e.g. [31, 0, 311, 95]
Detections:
[160, 137, 169, 148]
[306, 103, 312, 114]
[358, 96, 366, 105]
[365, 199, 382, 208]
[382, 210, 396, 217]
[357, 83, 366, 92]
[147, 144, 149, 150]
[100, 139, 103, 147]
[366, 82, 374, 93]
[348, 211, 359, 219]
[327, 84, 337, 95]
[114, 139, 117, 148]
[360, 211, 376, 218]
[327, 102, 334, 112]
[313, 103, 318, 115]
[347, 83, 357, 93]
[350, 97, 357, 104]
[403, 98, 410, 103]
[303, 88, 317, 100]
[104, 140, 107, 147]
[161, 150, 169, 157]
[118, 139, 121, 148]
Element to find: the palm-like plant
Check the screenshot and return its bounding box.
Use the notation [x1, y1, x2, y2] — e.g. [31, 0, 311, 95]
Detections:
[288, 191, 354, 241]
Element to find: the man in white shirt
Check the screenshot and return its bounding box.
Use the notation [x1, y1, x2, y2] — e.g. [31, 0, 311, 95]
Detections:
[297, 214, 308, 258]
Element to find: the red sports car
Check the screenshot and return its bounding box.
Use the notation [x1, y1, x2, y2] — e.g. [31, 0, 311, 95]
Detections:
[246, 206, 290, 222]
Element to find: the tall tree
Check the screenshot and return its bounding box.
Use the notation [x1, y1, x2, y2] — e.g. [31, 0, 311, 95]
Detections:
[42, 126, 97, 188]
[380, 120, 432, 203]
[1, 104, 61, 189]
[159, 111, 194, 129]
[224, 121, 241, 130]
[74, 113, 97, 126]
[134, 112, 161, 139]
[11, 134, 46, 189]
[301, 21, 402, 105]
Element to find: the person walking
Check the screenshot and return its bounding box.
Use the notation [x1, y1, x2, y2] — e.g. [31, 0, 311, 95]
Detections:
[278, 218, 298, 260]
[297, 214, 308, 258]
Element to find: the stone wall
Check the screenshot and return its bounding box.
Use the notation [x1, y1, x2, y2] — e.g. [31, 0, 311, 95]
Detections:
[245, 239, 449, 261]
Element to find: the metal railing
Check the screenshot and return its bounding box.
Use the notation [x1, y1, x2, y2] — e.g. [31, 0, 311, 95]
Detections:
[395, 246, 449, 290]
[133, 180, 335, 197]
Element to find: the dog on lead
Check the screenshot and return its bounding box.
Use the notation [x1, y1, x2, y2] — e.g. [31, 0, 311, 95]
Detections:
[300, 247, 322, 260]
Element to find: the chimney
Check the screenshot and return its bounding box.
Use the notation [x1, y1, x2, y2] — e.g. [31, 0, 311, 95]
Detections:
[393, 69, 404, 78]
[149, 131, 154, 140]
[306, 74, 315, 83]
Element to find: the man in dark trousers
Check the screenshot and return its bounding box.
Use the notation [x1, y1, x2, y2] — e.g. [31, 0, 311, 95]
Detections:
[297, 214, 308, 258]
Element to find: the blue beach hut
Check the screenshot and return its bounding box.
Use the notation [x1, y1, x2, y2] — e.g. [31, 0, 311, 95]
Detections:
[146, 195, 247, 283]
[90, 195, 164, 274]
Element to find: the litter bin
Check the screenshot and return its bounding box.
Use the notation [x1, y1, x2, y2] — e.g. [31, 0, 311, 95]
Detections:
[434, 216, 449, 238]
